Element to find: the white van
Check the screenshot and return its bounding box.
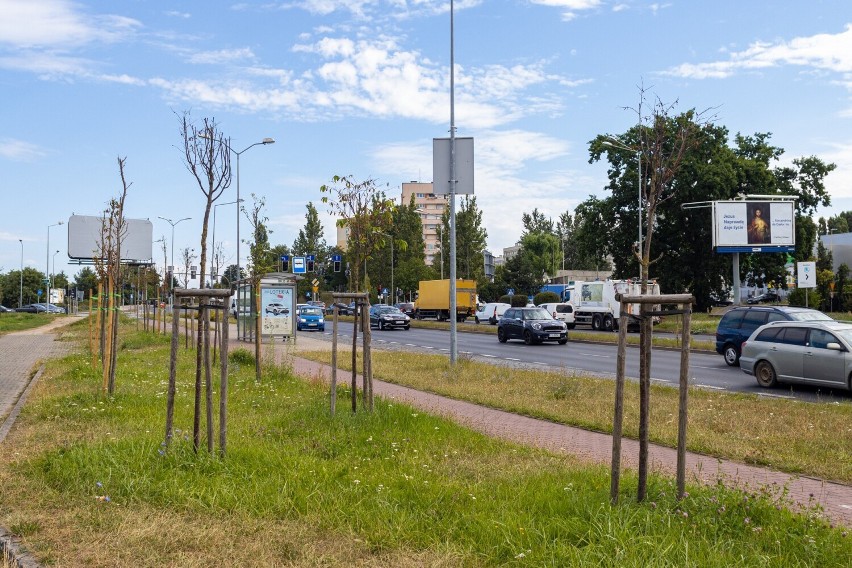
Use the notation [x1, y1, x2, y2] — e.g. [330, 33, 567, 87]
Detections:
[474, 302, 511, 325]
[539, 302, 575, 329]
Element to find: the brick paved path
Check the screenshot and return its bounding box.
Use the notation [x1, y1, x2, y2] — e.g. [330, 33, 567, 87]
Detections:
[0, 318, 75, 428]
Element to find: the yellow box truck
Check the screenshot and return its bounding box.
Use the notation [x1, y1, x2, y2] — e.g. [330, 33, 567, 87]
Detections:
[415, 279, 477, 322]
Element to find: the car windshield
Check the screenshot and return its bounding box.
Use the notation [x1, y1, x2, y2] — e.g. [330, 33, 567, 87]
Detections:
[832, 329, 852, 344]
[378, 307, 401, 314]
[300, 307, 322, 315]
[788, 310, 832, 321]
[523, 308, 552, 320]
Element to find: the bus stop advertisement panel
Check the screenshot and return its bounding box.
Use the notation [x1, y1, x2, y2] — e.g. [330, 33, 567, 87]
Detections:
[261, 284, 295, 337]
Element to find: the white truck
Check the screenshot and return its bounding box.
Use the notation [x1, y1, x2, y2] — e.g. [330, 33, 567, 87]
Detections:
[571, 279, 661, 331]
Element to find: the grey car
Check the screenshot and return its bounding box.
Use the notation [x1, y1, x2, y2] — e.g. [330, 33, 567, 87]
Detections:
[739, 320, 852, 391]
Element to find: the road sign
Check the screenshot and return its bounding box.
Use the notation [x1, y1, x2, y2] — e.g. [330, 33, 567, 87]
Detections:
[293, 256, 306, 274]
[37, 289, 42, 297]
[311, 278, 319, 287]
[507, 288, 515, 296]
[797, 261, 816, 289]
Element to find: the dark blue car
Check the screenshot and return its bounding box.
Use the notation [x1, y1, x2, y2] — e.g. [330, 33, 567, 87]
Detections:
[715, 306, 831, 366]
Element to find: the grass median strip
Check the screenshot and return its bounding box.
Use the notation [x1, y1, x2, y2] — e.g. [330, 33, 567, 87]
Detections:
[298, 349, 852, 485]
[0, 318, 848, 565]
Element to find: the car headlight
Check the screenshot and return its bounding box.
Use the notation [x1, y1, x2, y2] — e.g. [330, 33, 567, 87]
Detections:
[318, 318, 324, 323]
[532, 323, 542, 330]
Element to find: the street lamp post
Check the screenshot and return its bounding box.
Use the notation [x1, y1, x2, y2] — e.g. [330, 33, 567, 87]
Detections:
[211, 199, 242, 284]
[158, 216, 191, 300]
[46, 221, 63, 305]
[379, 232, 394, 305]
[18, 239, 23, 307]
[51, 249, 59, 303]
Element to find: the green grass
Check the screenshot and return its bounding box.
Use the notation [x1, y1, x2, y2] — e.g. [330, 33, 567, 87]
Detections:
[0, 312, 59, 335]
[0, 319, 849, 566]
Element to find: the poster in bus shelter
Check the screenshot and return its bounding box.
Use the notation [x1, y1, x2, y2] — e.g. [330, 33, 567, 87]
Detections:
[260, 286, 294, 336]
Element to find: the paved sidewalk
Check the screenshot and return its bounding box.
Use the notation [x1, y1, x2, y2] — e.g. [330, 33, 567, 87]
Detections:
[0, 318, 76, 428]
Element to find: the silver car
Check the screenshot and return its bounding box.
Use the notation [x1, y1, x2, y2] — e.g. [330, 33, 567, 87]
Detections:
[739, 320, 852, 391]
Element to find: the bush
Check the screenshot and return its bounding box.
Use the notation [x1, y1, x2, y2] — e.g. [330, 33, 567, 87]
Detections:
[533, 291, 560, 306]
[510, 294, 529, 307]
[786, 287, 823, 308]
[228, 348, 255, 365]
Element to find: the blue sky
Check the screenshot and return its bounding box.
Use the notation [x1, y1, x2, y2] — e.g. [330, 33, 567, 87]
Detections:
[2, 0, 852, 285]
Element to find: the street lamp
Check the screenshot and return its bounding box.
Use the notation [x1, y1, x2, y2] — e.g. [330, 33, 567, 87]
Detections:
[211, 199, 243, 284]
[158, 216, 191, 299]
[602, 139, 643, 253]
[18, 239, 23, 308]
[378, 232, 394, 305]
[200, 133, 275, 285]
[51, 249, 59, 303]
[46, 221, 63, 305]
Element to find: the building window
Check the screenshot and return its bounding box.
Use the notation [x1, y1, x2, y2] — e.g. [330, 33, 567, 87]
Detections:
[416, 193, 425, 198]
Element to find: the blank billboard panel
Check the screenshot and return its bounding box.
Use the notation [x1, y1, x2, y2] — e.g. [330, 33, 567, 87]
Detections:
[67, 215, 153, 263]
[432, 137, 474, 195]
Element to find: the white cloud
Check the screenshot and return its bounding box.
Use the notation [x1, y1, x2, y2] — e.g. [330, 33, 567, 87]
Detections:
[188, 47, 256, 65]
[666, 23, 852, 80]
[0, 139, 46, 162]
[0, 0, 140, 47]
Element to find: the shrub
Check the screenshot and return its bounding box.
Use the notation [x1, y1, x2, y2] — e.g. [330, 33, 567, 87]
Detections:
[533, 291, 560, 306]
[228, 348, 255, 365]
[786, 287, 823, 308]
[510, 294, 529, 307]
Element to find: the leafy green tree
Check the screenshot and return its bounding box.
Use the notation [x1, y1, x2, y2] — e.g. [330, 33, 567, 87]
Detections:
[321, 176, 394, 292]
[221, 264, 244, 288]
[438, 195, 488, 280]
[370, 197, 430, 302]
[0, 267, 46, 306]
[521, 208, 554, 236]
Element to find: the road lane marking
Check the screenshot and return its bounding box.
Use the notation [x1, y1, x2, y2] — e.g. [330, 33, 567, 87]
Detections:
[695, 385, 726, 391]
[481, 354, 496, 358]
[505, 357, 520, 361]
[756, 393, 795, 399]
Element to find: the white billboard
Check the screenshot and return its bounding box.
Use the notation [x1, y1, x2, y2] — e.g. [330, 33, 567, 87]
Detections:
[67, 215, 154, 263]
[712, 201, 795, 252]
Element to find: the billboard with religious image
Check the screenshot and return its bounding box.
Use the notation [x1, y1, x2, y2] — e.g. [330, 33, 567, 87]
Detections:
[712, 201, 795, 253]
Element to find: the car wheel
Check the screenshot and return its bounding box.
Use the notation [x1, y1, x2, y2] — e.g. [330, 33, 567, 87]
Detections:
[754, 360, 778, 388]
[475, 316, 480, 324]
[723, 344, 740, 366]
[523, 330, 534, 345]
[592, 314, 602, 330]
[603, 314, 614, 332]
[403, 325, 410, 330]
[558, 338, 568, 345]
[497, 327, 508, 343]
[378, 321, 384, 330]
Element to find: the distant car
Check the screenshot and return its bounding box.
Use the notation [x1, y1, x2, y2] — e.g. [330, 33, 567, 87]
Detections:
[747, 291, 781, 304]
[16, 304, 49, 313]
[265, 302, 290, 316]
[369, 305, 410, 330]
[307, 300, 326, 311]
[497, 307, 568, 345]
[539, 302, 576, 329]
[0, 305, 14, 313]
[40, 303, 66, 314]
[394, 302, 416, 317]
[296, 306, 325, 331]
[740, 320, 852, 391]
[326, 302, 349, 315]
[715, 306, 832, 366]
[474, 302, 511, 325]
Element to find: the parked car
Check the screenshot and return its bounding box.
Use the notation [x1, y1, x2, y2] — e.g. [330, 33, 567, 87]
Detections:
[497, 307, 568, 345]
[307, 300, 326, 311]
[394, 302, 416, 317]
[739, 320, 852, 391]
[715, 306, 832, 366]
[474, 302, 511, 325]
[296, 306, 325, 331]
[539, 302, 576, 329]
[39, 303, 66, 314]
[746, 291, 781, 304]
[326, 302, 350, 315]
[265, 302, 290, 316]
[16, 304, 49, 313]
[0, 305, 14, 313]
[369, 305, 411, 330]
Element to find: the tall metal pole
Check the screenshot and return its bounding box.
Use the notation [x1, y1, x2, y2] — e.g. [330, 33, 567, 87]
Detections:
[18, 239, 23, 308]
[448, 0, 458, 364]
[52, 250, 58, 303]
[158, 217, 191, 300]
[46, 222, 63, 305]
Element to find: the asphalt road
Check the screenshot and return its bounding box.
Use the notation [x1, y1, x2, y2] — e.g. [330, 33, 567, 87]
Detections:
[300, 325, 852, 404]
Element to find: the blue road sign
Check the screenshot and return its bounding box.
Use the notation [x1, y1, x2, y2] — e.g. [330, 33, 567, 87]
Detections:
[332, 254, 342, 262]
[507, 288, 515, 296]
[293, 256, 306, 274]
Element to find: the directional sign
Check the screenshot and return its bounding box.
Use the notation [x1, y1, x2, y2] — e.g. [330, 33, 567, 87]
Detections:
[332, 254, 342, 262]
[311, 278, 319, 287]
[797, 261, 816, 289]
[293, 256, 306, 274]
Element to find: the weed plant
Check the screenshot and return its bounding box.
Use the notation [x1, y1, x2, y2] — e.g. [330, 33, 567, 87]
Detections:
[0, 321, 848, 566]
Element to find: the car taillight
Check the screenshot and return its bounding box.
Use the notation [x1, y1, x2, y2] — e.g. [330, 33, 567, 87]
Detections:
[741, 341, 747, 350]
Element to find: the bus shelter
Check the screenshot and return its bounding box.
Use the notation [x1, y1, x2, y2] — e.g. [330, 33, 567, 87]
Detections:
[234, 273, 301, 342]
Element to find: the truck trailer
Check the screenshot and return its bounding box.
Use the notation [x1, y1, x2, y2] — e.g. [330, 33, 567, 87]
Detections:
[571, 279, 661, 331]
[415, 279, 477, 322]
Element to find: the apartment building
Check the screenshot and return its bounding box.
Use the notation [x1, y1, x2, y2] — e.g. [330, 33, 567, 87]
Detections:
[402, 181, 448, 266]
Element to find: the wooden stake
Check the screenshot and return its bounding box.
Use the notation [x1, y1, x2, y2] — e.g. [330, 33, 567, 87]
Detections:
[165, 294, 180, 448]
[219, 303, 229, 456]
[351, 301, 358, 413]
[204, 307, 213, 453]
[330, 305, 338, 415]
[610, 307, 630, 504]
[362, 303, 373, 411]
[676, 305, 692, 499]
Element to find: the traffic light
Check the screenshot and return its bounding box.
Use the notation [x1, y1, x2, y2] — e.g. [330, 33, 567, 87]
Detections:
[306, 255, 315, 272]
[333, 259, 341, 272]
[281, 255, 290, 272]
[190, 266, 197, 279]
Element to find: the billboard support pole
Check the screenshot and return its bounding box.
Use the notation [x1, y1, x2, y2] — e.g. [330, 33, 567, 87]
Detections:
[732, 253, 741, 305]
